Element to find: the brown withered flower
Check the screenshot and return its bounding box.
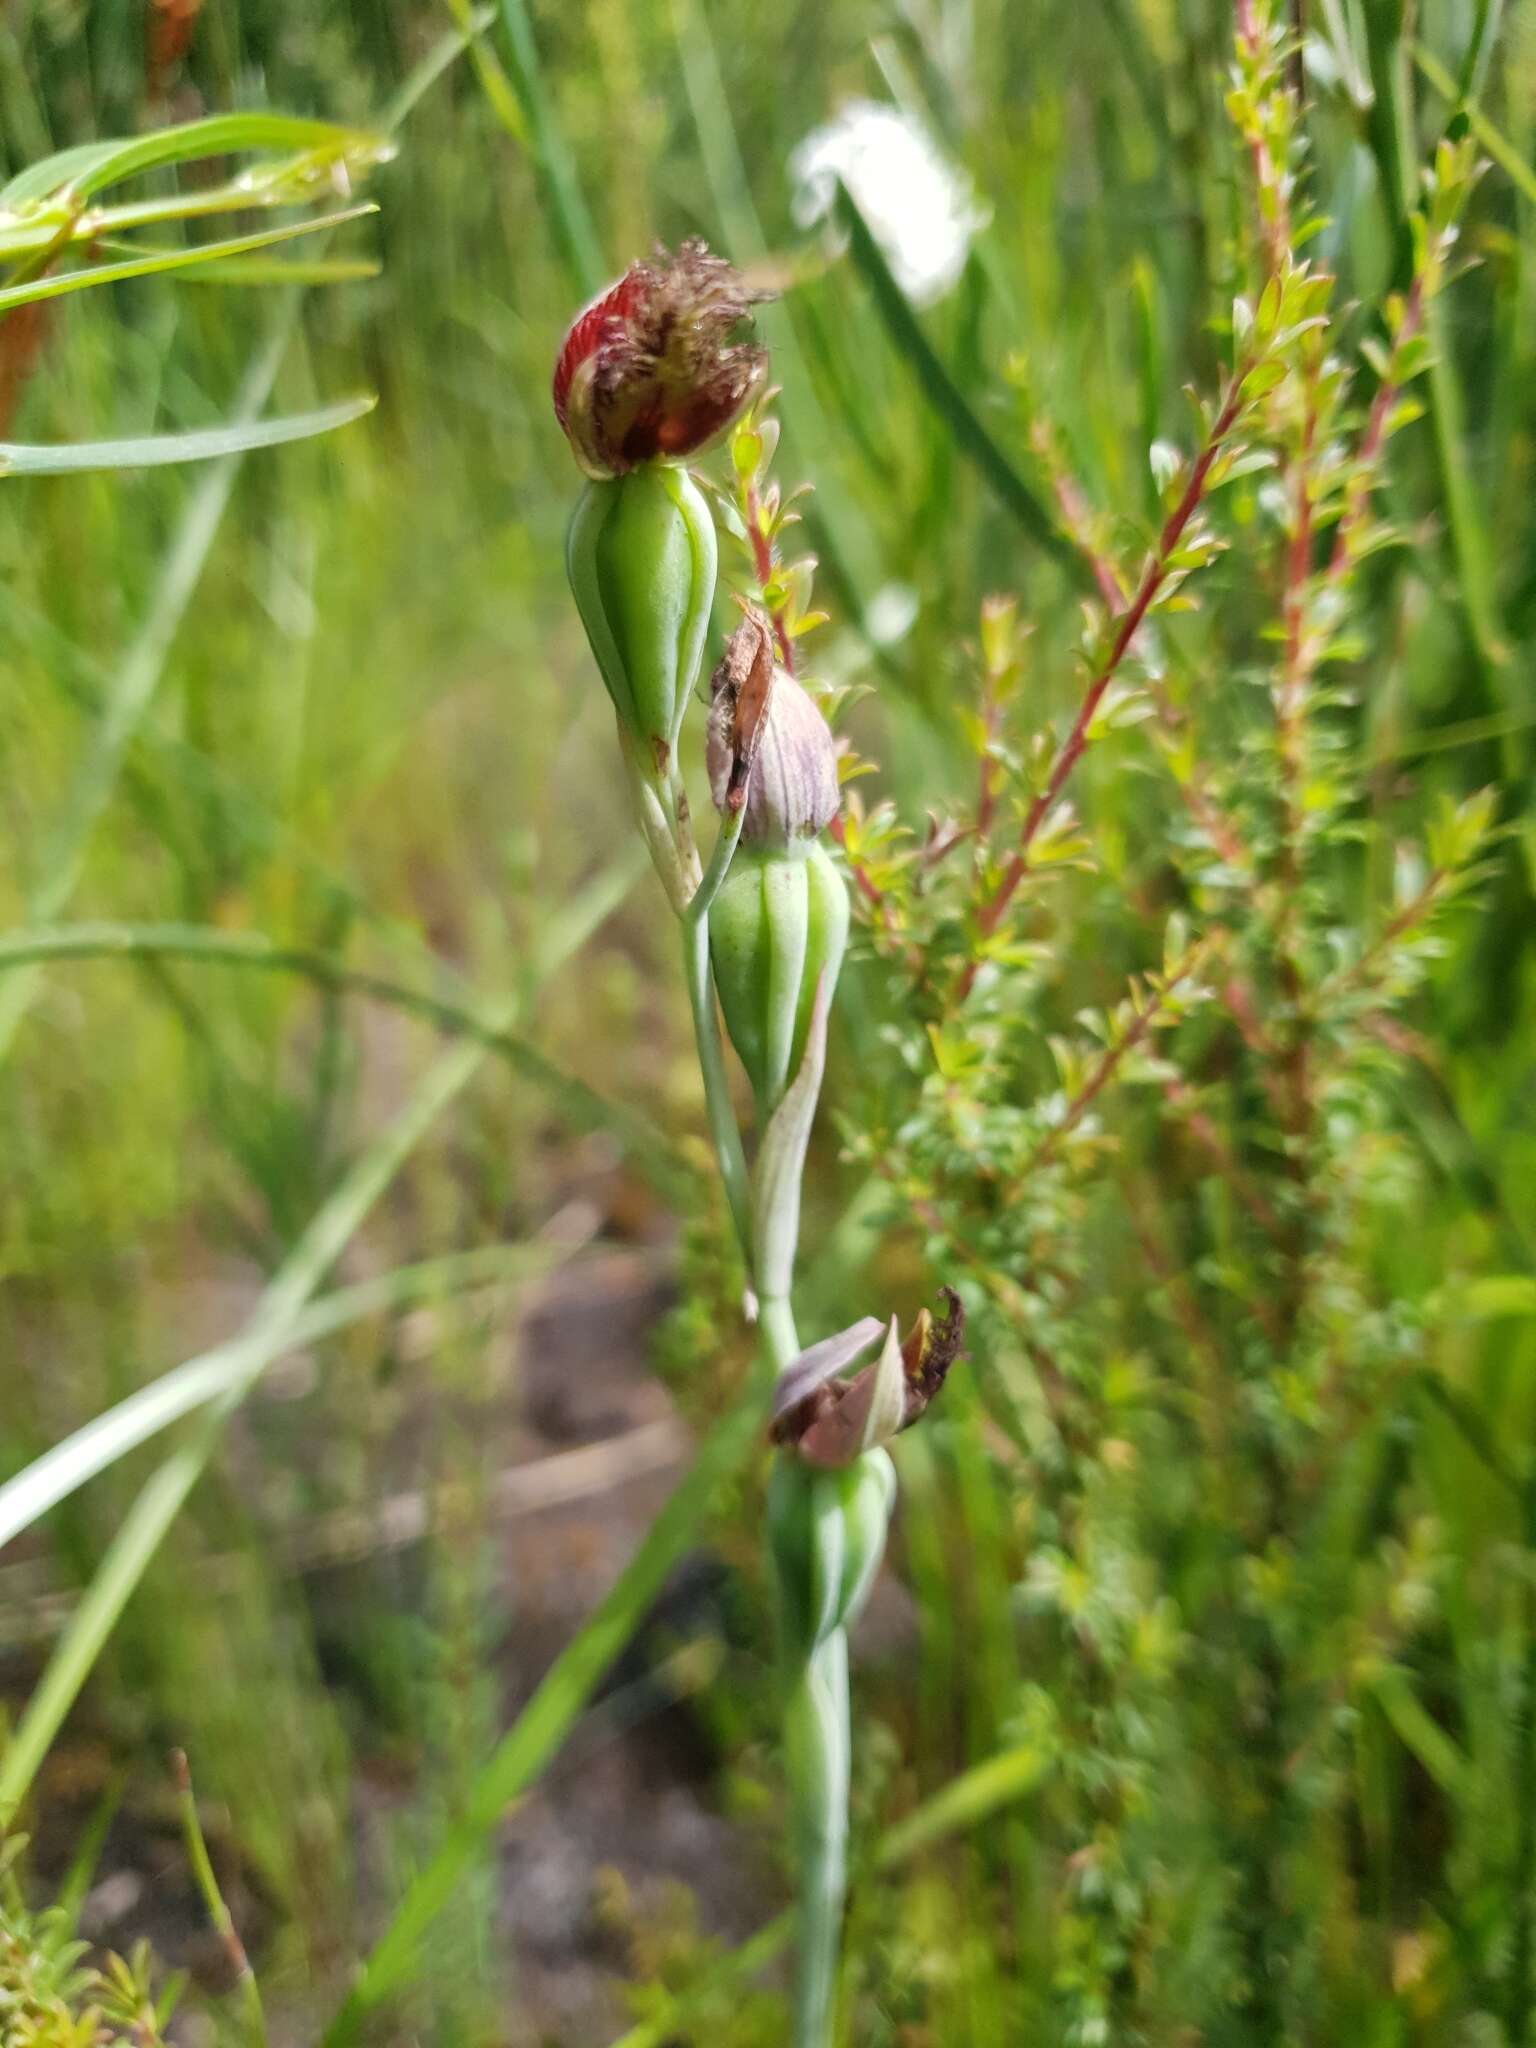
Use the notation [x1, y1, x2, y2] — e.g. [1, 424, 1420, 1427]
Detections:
[770, 1288, 966, 1469]
[706, 607, 840, 846]
[552, 239, 771, 479]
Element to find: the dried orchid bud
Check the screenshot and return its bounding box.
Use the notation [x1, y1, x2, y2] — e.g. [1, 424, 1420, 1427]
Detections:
[552, 239, 771, 480]
[770, 1290, 966, 1468]
[706, 609, 840, 847]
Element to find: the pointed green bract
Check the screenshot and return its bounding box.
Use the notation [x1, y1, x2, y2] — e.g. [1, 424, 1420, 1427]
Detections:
[565, 463, 717, 772]
[709, 840, 849, 1120]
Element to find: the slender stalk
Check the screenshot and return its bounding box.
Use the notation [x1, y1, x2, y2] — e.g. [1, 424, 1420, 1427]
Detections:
[682, 909, 755, 1271]
[677, 803, 755, 1270]
[786, 1628, 850, 2048]
[173, 1750, 267, 2046]
[319, 1370, 769, 2048]
[495, 0, 606, 297]
[757, 1291, 801, 1371]
[957, 370, 1251, 998]
[759, 1282, 853, 2048]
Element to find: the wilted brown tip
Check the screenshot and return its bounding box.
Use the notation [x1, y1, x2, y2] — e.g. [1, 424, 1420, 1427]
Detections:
[707, 606, 777, 813]
[705, 607, 840, 846]
[770, 1291, 967, 1467]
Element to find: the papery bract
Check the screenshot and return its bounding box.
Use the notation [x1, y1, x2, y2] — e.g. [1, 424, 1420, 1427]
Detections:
[706, 609, 840, 849]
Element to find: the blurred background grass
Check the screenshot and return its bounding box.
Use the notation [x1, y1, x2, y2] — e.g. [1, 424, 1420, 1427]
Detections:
[1, 0, 1534, 2042]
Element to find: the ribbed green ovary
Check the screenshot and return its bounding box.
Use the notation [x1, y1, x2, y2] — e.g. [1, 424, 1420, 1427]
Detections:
[564, 463, 717, 772]
[708, 838, 849, 1122]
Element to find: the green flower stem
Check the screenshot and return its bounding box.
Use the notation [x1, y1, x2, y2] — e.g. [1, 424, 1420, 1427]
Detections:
[686, 800, 746, 925]
[619, 736, 697, 915]
[785, 1627, 851, 2048]
[679, 801, 756, 1280]
[757, 1289, 800, 1373]
[760, 1284, 855, 2048]
[682, 906, 755, 1278]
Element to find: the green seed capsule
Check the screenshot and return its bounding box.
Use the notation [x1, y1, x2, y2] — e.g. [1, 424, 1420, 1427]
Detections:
[767, 1450, 896, 1662]
[565, 464, 717, 773]
[709, 839, 849, 1119]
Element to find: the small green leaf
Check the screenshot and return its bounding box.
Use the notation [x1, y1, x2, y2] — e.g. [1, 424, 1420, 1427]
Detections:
[0, 205, 376, 313]
[0, 394, 374, 476]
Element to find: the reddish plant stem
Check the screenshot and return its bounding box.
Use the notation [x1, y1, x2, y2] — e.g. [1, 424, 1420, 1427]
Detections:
[1233, 0, 1294, 277]
[1023, 946, 1206, 1180]
[1322, 867, 1448, 999]
[1161, 1075, 1288, 1246]
[959, 376, 1251, 1000]
[745, 481, 795, 672]
[1327, 272, 1426, 585]
[1037, 436, 1130, 613]
[1218, 966, 1281, 1063]
[1036, 415, 1255, 875]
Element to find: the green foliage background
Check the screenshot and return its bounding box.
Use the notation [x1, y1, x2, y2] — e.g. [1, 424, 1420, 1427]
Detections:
[1, 0, 1535, 2042]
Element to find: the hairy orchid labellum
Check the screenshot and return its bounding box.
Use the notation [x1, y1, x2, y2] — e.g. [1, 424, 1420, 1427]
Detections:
[552, 238, 770, 479]
[706, 609, 849, 1118]
[558, 242, 769, 781]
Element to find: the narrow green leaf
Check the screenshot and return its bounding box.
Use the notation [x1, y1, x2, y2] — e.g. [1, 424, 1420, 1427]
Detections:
[0, 207, 376, 313]
[491, 0, 605, 295]
[1412, 40, 1536, 208]
[0, 393, 373, 476]
[836, 183, 1082, 580]
[0, 114, 387, 206]
[0, 1244, 562, 1552]
[318, 1373, 769, 2045]
[1369, 1665, 1473, 1799]
[0, 919, 690, 1196]
[384, 4, 497, 132]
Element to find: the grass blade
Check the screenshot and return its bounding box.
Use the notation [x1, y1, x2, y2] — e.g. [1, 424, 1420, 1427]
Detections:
[494, 0, 606, 296]
[1360, 11, 1510, 717]
[0, 207, 377, 313]
[0, 311, 299, 1064]
[318, 1373, 769, 2045]
[0, 114, 387, 207]
[604, 1737, 1051, 2048]
[0, 1243, 563, 1552]
[383, 4, 497, 132]
[1412, 41, 1536, 207]
[835, 183, 1082, 580]
[0, 394, 373, 474]
[0, 919, 689, 1195]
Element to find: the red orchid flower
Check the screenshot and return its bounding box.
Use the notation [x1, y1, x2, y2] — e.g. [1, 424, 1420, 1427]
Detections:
[552, 238, 770, 479]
